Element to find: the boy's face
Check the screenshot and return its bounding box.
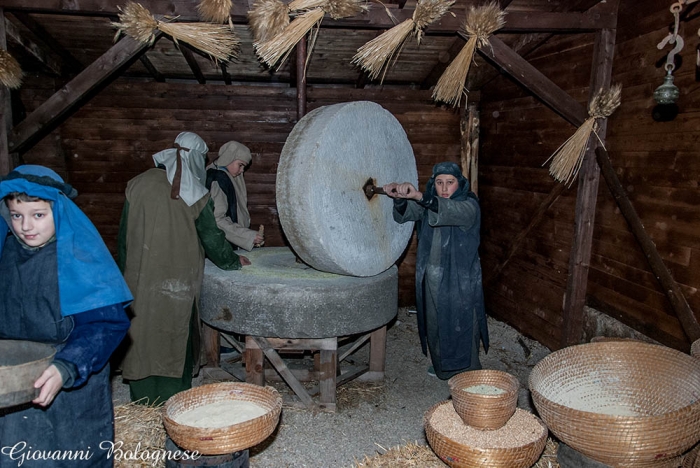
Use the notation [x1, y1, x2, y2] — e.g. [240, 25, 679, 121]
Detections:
[7, 199, 56, 248]
[226, 159, 247, 178]
[435, 174, 459, 198]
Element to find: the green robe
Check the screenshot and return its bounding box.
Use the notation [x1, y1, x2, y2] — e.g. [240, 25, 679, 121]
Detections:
[117, 168, 240, 389]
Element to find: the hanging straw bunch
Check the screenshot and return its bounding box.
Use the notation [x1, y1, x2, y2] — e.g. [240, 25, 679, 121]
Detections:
[545, 84, 622, 186]
[248, 0, 291, 43]
[433, 1, 505, 106]
[112, 1, 240, 62]
[0, 50, 23, 89]
[197, 0, 233, 25]
[352, 0, 455, 82]
[254, 0, 368, 69]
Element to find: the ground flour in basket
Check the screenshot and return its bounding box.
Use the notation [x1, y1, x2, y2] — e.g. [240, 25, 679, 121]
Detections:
[174, 401, 267, 428]
[463, 384, 506, 395]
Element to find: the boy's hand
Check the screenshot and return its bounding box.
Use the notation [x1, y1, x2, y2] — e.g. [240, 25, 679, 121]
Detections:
[239, 255, 251, 266]
[33, 364, 63, 407]
[382, 182, 422, 200]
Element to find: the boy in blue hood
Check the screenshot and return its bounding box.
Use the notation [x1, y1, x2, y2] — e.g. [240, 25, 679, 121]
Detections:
[0, 165, 132, 467]
[384, 162, 489, 380]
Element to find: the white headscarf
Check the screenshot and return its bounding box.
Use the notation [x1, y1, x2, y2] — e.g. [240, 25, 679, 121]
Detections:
[152, 132, 208, 206]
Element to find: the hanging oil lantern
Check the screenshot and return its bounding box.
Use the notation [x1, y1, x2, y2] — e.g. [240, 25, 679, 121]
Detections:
[654, 66, 681, 105]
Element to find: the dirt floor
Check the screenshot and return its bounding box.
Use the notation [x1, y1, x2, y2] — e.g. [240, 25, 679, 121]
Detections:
[111, 308, 553, 467]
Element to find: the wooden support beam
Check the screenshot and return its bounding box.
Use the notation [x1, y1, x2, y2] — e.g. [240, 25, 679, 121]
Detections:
[4, 16, 62, 75]
[179, 44, 205, 84]
[220, 63, 232, 85]
[499, 0, 514, 8]
[476, 35, 588, 126]
[0, 0, 617, 33]
[460, 103, 480, 195]
[596, 147, 700, 342]
[138, 54, 164, 82]
[561, 28, 617, 347]
[0, 7, 12, 175]
[8, 33, 159, 155]
[10, 11, 82, 74]
[296, 36, 307, 121]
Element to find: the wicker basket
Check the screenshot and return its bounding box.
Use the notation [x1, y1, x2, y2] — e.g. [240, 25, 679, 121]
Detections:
[684, 444, 700, 468]
[425, 401, 547, 468]
[529, 341, 700, 467]
[448, 370, 519, 430]
[691, 339, 700, 359]
[163, 382, 282, 455]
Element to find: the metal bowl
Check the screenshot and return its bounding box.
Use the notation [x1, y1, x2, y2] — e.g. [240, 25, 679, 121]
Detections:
[0, 340, 56, 408]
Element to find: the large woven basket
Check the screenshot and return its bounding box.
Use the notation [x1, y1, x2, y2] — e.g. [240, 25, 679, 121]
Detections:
[448, 370, 519, 430]
[684, 444, 700, 468]
[163, 382, 282, 455]
[529, 341, 700, 467]
[425, 401, 547, 468]
[691, 339, 700, 359]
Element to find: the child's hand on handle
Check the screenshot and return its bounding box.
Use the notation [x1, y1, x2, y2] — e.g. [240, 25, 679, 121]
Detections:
[33, 364, 63, 407]
[382, 182, 422, 201]
[239, 255, 251, 266]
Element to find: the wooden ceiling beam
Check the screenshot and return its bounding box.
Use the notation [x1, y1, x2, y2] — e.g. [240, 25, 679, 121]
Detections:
[8, 34, 159, 155]
[139, 54, 165, 82]
[179, 44, 206, 84]
[474, 34, 587, 126]
[421, 37, 465, 90]
[10, 11, 82, 74]
[0, 0, 617, 33]
[4, 16, 62, 75]
[221, 63, 232, 85]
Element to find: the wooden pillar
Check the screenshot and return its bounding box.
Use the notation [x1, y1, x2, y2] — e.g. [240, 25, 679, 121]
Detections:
[201, 323, 220, 368]
[460, 103, 480, 195]
[296, 36, 307, 121]
[561, 28, 617, 347]
[0, 8, 12, 175]
[244, 335, 264, 385]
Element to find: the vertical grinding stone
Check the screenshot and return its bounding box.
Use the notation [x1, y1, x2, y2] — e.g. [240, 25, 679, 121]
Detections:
[276, 101, 418, 277]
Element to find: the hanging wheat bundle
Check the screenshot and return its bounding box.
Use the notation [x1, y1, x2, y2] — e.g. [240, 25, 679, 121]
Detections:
[255, 9, 325, 69]
[433, 2, 505, 106]
[113, 1, 240, 62]
[324, 0, 369, 21]
[352, 0, 454, 82]
[545, 84, 622, 186]
[112, 1, 160, 45]
[198, 0, 233, 27]
[248, 0, 290, 43]
[0, 50, 23, 89]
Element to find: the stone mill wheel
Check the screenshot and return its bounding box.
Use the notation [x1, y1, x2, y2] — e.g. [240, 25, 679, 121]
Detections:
[276, 100, 418, 277]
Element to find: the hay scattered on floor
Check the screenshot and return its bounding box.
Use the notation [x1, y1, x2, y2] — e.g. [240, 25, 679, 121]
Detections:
[355, 441, 447, 467]
[354, 437, 560, 468]
[113, 402, 167, 468]
[336, 381, 385, 409]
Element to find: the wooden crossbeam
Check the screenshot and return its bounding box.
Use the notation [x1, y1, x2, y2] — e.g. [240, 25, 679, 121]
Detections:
[421, 38, 465, 90]
[220, 63, 232, 85]
[139, 55, 164, 82]
[0, 0, 617, 33]
[475, 35, 588, 126]
[8, 34, 158, 155]
[179, 44, 205, 84]
[596, 147, 700, 342]
[5, 16, 62, 75]
[10, 11, 82, 74]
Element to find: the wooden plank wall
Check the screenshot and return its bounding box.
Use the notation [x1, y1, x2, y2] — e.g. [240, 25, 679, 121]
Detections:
[479, 0, 699, 351]
[18, 79, 462, 305]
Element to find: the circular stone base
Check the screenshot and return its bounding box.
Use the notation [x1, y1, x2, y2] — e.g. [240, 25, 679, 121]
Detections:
[200, 247, 398, 338]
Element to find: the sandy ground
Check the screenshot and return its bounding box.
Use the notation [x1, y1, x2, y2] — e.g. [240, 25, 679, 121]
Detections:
[111, 308, 551, 467]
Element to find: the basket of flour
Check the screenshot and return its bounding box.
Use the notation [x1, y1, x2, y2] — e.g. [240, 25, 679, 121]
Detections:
[529, 341, 700, 467]
[163, 382, 282, 455]
[448, 369, 519, 430]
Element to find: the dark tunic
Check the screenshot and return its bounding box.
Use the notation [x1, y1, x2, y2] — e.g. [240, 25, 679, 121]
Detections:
[0, 236, 129, 467]
[394, 195, 488, 379]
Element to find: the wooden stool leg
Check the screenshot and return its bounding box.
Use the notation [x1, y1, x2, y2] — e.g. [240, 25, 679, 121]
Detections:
[245, 336, 264, 386]
[359, 325, 386, 382]
[202, 322, 220, 368]
[318, 339, 337, 410]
